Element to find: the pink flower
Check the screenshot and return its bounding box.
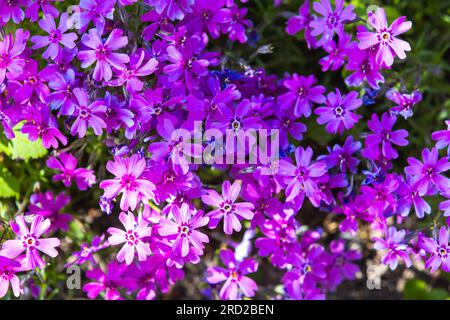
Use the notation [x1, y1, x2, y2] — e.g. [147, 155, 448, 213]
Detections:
[107, 211, 152, 265]
[202, 181, 254, 235]
[77, 28, 129, 81]
[46, 152, 96, 190]
[0, 256, 23, 298]
[0, 215, 60, 269]
[357, 7, 412, 67]
[99, 154, 156, 211]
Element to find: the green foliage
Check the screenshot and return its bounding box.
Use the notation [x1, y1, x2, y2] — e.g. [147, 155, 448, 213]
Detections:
[404, 279, 450, 300]
[7, 123, 48, 161]
[0, 167, 20, 198]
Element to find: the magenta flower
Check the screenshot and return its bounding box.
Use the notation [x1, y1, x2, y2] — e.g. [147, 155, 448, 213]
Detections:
[70, 88, 107, 138]
[99, 154, 156, 211]
[28, 191, 72, 233]
[345, 47, 384, 89]
[0, 256, 23, 298]
[386, 89, 422, 119]
[158, 203, 209, 258]
[1, 215, 60, 269]
[223, 5, 253, 43]
[319, 32, 353, 71]
[46, 153, 96, 190]
[83, 261, 136, 300]
[314, 89, 362, 135]
[321, 135, 361, 173]
[25, 0, 58, 22]
[285, 0, 316, 49]
[147, 0, 194, 21]
[77, 28, 129, 82]
[0, 0, 29, 24]
[21, 104, 68, 149]
[189, 0, 231, 38]
[107, 50, 159, 92]
[202, 180, 255, 235]
[327, 240, 361, 289]
[419, 227, 450, 272]
[374, 227, 412, 270]
[432, 120, 450, 154]
[30, 13, 77, 61]
[107, 211, 152, 265]
[357, 7, 412, 67]
[405, 147, 450, 194]
[364, 112, 409, 160]
[309, 0, 356, 47]
[278, 74, 326, 118]
[206, 249, 258, 300]
[0, 29, 28, 84]
[279, 146, 328, 200]
[358, 173, 399, 218]
[398, 176, 431, 219]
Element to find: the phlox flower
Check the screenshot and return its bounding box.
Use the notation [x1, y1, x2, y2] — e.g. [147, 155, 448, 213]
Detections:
[0, 0, 30, 24]
[278, 146, 328, 200]
[357, 7, 411, 67]
[99, 154, 155, 211]
[206, 249, 258, 300]
[70, 88, 107, 137]
[25, 0, 59, 22]
[285, 0, 316, 49]
[278, 74, 326, 118]
[309, 0, 356, 47]
[374, 226, 412, 270]
[419, 226, 450, 272]
[345, 47, 384, 89]
[107, 211, 152, 265]
[31, 13, 77, 61]
[77, 28, 129, 82]
[405, 147, 450, 194]
[319, 31, 353, 71]
[0, 256, 23, 298]
[398, 176, 431, 219]
[1, 215, 60, 269]
[320, 135, 361, 173]
[314, 89, 362, 135]
[432, 120, 450, 155]
[107, 50, 159, 92]
[46, 152, 96, 190]
[358, 173, 399, 218]
[83, 261, 136, 300]
[202, 180, 255, 235]
[78, 0, 115, 33]
[188, 0, 231, 38]
[158, 203, 209, 258]
[363, 112, 409, 160]
[47, 69, 79, 115]
[223, 5, 253, 43]
[28, 191, 72, 233]
[147, 0, 194, 21]
[327, 240, 361, 289]
[386, 89, 422, 119]
[0, 29, 29, 84]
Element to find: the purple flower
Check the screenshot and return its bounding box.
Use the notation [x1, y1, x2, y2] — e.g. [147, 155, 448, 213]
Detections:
[83, 261, 136, 300]
[188, 0, 231, 38]
[28, 191, 72, 233]
[107, 211, 152, 265]
[158, 203, 209, 258]
[107, 50, 159, 92]
[0, 256, 23, 298]
[0, 0, 30, 24]
[285, 0, 316, 49]
[223, 5, 252, 43]
[147, 0, 194, 21]
[206, 249, 258, 300]
[278, 74, 326, 118]
[315, 89, 362, 135]
[25, 0, 59, 22]
[363, 112, 409, 160]
[320, 135, 361, 173]
[386, 89, 422, 119]
[202, 180, 255, 235]
[357, 7, 411, 67]
[46, 152, 96, 190]
[0, 215, 60, 269]
[47, 69, 78, 115]
[279, 146, 328, 200]
[345, 47, 384, 89]
[69, 235, 108, 266]
[30, 13, 77, 61]
[319, 32, 353, 71]
[432, 120, 450, 154]
[374, 226, 412, 270]
[0, 29, 28, 84]
[21, 104, 68, 149]
[70, 88, 107, 137]
[78, 0, 115, 33]
[398, 177, 431, 220]
[419, 226, 450, 272]
[77, 28, 129, 82]
[13, 59, 51, 103]
[405, 147, 450, 194]
[269, 107, 307, 150]
[327, 240, 361, 289]
[99, 154, 156, 211]
[309, 0, 356, 47]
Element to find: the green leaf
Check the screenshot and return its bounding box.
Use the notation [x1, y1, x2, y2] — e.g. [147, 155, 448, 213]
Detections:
[404, 279, 450, 300]
[8, 124, 47, 161]
[0, 167, 20, 198]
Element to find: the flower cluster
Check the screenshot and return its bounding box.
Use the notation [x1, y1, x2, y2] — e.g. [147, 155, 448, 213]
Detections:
[0, 0, 448, 301]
